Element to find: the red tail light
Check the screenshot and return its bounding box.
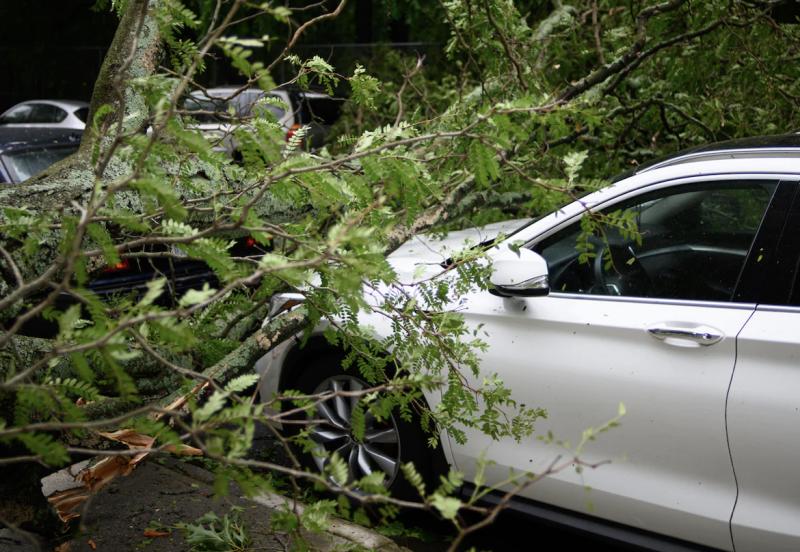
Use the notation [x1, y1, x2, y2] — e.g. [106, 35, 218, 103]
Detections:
[285, 123, 301, 142]
[102, 259, 130, 273]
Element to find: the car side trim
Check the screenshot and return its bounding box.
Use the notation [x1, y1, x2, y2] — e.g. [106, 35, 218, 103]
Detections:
[546, 293, 756, 310]
[754, 304, 800, 313]
[462, 483, 725, 552]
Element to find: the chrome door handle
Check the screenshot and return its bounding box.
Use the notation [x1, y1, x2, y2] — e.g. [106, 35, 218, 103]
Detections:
[647, 326, 723, 346]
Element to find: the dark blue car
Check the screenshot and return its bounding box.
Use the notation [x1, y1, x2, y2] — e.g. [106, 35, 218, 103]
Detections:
[0, 126, 269, 338]
[0, 127, 81, 184]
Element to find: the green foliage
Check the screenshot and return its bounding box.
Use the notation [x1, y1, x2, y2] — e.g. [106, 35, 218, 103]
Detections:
[326, 452, 349, 487]
[180, 509, 250, 552]
[16, 432, 70, 466]
[45, 377, 101, 402]
[349, 65, 381, 109]
[431, 493, 462, 520]
[401, 462, 426, 498]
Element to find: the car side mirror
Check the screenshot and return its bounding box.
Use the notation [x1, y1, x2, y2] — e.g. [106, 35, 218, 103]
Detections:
[490, 248, 550, 297]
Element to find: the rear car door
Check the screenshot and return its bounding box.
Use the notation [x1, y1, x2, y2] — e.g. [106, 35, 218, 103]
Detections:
[727, 178, 800, 551]
[453, 176, 784, 550]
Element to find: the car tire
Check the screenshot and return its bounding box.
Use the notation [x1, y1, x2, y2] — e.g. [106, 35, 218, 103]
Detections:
[283, 353, 437, 500]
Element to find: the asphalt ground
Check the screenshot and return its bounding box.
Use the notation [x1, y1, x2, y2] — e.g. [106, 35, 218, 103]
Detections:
[0, 421, 628, 551]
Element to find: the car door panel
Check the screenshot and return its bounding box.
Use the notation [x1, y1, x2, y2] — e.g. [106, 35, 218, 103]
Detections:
[454, 293, 750, 550]
[727, 307, 800, 552]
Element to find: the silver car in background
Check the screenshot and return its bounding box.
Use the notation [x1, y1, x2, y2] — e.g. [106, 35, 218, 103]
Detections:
[182, 86, 342, 153]
[0, 100, 89, 130]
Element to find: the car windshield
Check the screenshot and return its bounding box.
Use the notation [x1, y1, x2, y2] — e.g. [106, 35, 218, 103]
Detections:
[183, 91, 285, 124]
[1, 146, 78, 183]
[183, 95, 234, 123]
[0, 105, 34, 124]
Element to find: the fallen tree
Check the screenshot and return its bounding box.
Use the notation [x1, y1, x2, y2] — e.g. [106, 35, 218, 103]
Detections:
[1, 0, 799, 547]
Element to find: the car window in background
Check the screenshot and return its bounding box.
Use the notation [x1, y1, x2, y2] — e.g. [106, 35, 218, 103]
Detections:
[27, 104, 68, 123]
[249, 93, 285, 121]
[0, 104, 34, 124]
[74, 107, 89, 123]
[1, 146, 78, 183]
[0, 104, 69, 125]
[185, 91, 286, 124]
[535, 181, 777, 302]
[232, 91, 258, 117]
[183, 96, 232, 123]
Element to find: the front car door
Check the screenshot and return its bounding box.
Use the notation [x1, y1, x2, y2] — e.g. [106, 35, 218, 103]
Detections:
[452, 175, 784, 550]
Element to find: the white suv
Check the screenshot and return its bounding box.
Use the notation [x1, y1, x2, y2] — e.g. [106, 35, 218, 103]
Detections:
[256, 135, 800, 551]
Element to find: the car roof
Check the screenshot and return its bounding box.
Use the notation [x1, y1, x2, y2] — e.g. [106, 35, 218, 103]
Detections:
[190, 87, 244, 98]
[613, 133, 800, 182]
[0, 127, 83, 152]
[190, 86, 335, 100]
[9, 99, 89, 111]
[510, 138, 800, 246]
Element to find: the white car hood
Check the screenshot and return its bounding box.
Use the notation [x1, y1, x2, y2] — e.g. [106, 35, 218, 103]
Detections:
[387, 218, 531, 284]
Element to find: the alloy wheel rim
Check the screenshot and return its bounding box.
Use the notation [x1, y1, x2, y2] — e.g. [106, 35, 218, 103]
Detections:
[309, 375, 401, 487]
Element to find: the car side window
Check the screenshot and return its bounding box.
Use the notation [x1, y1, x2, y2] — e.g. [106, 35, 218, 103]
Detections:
[27, 104, 67, 123]
[234, 91, 259, 117]
[533, 181, 777, 302]
[74, 107, 89, 123]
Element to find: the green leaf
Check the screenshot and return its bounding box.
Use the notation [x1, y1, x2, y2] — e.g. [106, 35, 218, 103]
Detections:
[18, 433, 69, 466]
[219, 35, 264, 48]
[300, 500, 337, 533]
[178, 283, 217, 307]
[351, 400, 365, 442]
[468, 141, 500, 187]
[45, 377, 101, 401]
[401, 462, 426, 498]
[328, 452, 349, 486]
[431, 494, 461, 520]
[269, 6, 291, 23]
[563, 150, 588, 183]
[194, 391, 228, 423]
[139, 278, 166, 307]
[350, 64, 381, 109]
[131, 178, 187, 220]
[224, 374, 260, 394]
[86, 223, 121, 266]
[69, 353, 94, 383]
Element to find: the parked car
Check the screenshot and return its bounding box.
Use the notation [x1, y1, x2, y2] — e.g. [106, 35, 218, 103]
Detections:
[182, 86, 342, 152]
[0, 127, 82, 184]
[0, 125, 267, 336]
[10, 234, 267, 339]
[257, 134, 800, 552]
[0, 100, 89, 130]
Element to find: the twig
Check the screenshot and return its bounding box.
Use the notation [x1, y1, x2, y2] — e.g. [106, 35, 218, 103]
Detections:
[481, 0, 527, 91]
[394, 55, 425, 126]
[265, 0, 348, 73]
[591, 0, 605, 65]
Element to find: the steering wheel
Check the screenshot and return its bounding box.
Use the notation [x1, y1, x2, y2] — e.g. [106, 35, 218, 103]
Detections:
[592, 243, 653, 297]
